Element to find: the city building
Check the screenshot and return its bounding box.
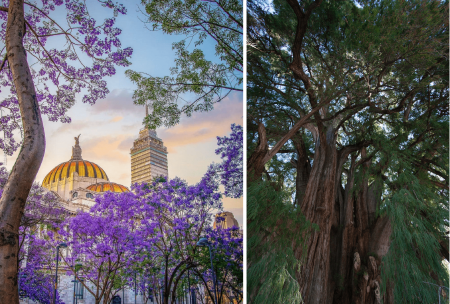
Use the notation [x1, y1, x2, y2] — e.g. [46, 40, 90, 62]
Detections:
[130, 105, 168, 184]
[41, 135, 129, 214]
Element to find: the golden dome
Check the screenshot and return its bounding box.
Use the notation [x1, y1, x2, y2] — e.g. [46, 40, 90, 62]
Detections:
[43, 160, 109, 185]
[86, 182, 129, 193]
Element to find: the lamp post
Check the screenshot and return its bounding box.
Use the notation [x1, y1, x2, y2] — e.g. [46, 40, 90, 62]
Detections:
[196, 237, 218, 304]
[187, 270, 191, 304]
[18, 273, 27, 298]
[53, 242, 67, 304]
[187, 270, 197, 304]
[72, 262, 82, 304]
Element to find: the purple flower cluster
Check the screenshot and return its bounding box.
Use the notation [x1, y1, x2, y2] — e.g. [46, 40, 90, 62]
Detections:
[0, 0, 132, 155]
[0, 164, 68, 302]
[18, 235, 65, 304]
[204, 124, 243, 198]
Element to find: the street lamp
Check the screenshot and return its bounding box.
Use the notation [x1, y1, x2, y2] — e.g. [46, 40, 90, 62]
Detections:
[72, 262, 82, 304]
[148, 282, 153, 304]
[187, 270, 191, 304]
[187, 270, 197, 304]
[53, 242, 67, 304]
[197, 237, 218, 304]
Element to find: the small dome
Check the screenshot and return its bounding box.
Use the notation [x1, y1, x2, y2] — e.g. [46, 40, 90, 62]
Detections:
[43, 160, 109, 185]
[86, 182, 129, 193]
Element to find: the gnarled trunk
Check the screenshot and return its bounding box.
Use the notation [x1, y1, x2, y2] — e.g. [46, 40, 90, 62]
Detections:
[293, 135, 393, 304]
[294, 125, 338, 304]
[248, 124, 394, 304]
[0, 1, 45, 303]
[331, 152, 393, 304]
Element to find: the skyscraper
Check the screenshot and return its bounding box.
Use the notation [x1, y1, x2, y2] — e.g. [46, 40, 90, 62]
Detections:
[130, 114, 168, 184]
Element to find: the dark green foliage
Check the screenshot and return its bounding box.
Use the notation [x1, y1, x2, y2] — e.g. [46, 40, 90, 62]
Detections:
[380, 170, 449, 303]
[247, 179, 317, 303]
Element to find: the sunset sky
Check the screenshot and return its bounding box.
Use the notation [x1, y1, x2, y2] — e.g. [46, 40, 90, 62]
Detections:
[3, 1, 243, 225]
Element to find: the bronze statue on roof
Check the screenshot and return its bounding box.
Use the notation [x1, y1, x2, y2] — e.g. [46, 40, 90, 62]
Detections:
[74, 134, 81, 146]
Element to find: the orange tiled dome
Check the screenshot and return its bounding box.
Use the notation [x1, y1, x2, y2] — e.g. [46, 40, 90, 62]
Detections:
[86, 182, 129, 193]
[43, 160, 109, 185]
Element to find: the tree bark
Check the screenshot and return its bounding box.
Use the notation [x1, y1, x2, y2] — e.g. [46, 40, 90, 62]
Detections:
[247, 122, 268, 182]
[247, 122, 394, 304]
[0, 0, 45, 303]
[293, 124, 338, 304]
[291, 133, 311, 206]
[297, 141, 393, 304]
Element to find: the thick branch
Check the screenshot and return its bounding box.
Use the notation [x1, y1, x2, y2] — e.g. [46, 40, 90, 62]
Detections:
[262, 97, 331, 164]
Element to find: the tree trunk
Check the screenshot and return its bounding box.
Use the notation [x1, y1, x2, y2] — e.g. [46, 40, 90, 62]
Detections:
[293, 124, 339, 304]
[295, 138, 393, 304]
[291, 133, 311, 206]
[0, 1, 46, 303]
[330, 149, 393, 304]
[247, 123, 268, 182]
[248, 123, 394, 304]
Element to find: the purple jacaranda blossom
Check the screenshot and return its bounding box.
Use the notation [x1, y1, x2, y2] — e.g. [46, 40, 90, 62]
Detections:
[0, 164, 68, 303]
[18, 236, 65, 304]
[44, 191, 154, 304]
[0, 0, 132, 155]
[39, 174, 224, 303]
[203, 124, 243, 198]
[198, 226, 243, 303]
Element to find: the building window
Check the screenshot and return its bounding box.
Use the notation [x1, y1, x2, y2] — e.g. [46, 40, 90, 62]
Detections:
[72, 192, 78, 198]
[86, 193, 94, 199]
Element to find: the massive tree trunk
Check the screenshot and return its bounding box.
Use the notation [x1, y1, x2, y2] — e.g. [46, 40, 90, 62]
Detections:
[248, 122, 394, 304]
[0, 0, 46, 303]
[330, 148, 393, 304]
[293, 124, 339, 304]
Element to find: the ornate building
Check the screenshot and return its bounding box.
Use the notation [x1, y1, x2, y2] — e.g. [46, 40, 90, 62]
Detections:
[213, 212, 240, 229]
[41, 135, 129, 213]
[130, 127, 168, 184]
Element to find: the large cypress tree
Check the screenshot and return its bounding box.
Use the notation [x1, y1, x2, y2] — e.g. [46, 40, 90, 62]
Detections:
[247, 0, 449, 303]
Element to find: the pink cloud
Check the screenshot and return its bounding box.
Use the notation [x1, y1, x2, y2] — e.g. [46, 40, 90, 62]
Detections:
[89, 89, 144, 116]
[159, 92, 243, 153]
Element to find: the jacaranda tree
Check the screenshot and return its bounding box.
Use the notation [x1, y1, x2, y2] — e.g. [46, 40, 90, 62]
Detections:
[0, 1, 132, 302]
[205, 123, 243, 199]
[202, 224, 243, 304]
[53, 191, 151, 304]
[18, 236, 64, 304]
